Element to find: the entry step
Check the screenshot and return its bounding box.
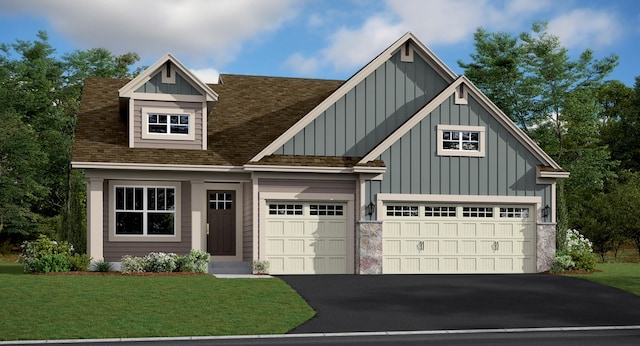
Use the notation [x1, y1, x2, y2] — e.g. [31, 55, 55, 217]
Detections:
[208, 261, 252, 274]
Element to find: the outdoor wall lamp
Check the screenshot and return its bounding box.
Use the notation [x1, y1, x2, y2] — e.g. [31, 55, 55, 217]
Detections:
[542, 204, 550, 218]
[366, 201, 376, 217]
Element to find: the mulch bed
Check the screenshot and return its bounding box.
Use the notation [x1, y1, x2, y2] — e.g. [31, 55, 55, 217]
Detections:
[35, 271, 207, 276]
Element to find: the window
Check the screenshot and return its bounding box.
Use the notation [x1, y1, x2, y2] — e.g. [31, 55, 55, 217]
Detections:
[386, 205, 419, 217]
[210, 192, 233, 210]
[500, 207, 530, 218]
[462, 207, 493, 218]
[310, 204, 344, 216]
[148, 113, 189, 135]
[141, 107, 195, 141]
[437, 125, 486, 157]
[115, 186, 176, 236]
[269, 204, 303, 215]
[425, 206, 456, 217]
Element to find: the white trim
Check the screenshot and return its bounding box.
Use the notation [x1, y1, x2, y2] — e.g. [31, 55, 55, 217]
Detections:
[141, 107, 196, 141]
[72, 161, 244, 172]
[454, 84, 468, 105]
[376, 193, 544, 221]
[258, 192, 355, 273]
[205, 183, 244, 262]
[201, 101, 208, 150]
[130, 93, 207, 103]
[108, 180, 182, 242]
[119, 53, 217, 102]
[250, 32, 457, 162]
[128, 100, 135, 148]
[252, 176, 260, 261]
[436, 124, 486, 157]
[161, 62, 176, 84]
[190, 180, 205, 252]
[86, 177, 104, 261]
[244, 164, 386, 174]
[360, 78, 463, 163]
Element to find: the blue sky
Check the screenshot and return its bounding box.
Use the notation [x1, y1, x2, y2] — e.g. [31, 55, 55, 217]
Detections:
[0, 0, 638, 86]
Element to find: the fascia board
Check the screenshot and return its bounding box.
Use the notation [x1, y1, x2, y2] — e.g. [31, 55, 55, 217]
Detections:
[71, 161, 243, 172]
[250, 32, 458, 163]
[359, 77, 463, 164]
[243, 164, 353, 174]
[460, 75, 565, 170]
[118, 53, 218, 101]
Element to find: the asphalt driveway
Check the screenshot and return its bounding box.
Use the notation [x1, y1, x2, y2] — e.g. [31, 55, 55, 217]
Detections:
[278, 274, 640, 333]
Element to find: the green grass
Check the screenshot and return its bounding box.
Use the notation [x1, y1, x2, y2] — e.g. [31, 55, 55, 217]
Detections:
[0, 267, 315, 341]
[564, 262, 640, 296]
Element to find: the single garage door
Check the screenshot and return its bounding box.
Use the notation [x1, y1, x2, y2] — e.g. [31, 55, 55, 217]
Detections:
[382, 203, 536, 273]
[265, 202, 348, 274]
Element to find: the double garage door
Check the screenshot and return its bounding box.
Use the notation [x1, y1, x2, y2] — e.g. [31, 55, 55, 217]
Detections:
[383, 203, 536, 274]
[264, 202, 348, 274]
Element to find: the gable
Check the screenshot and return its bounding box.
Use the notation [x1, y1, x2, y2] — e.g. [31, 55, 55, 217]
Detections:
[135, 70, 202, 96]
[273, 51, 449, 157]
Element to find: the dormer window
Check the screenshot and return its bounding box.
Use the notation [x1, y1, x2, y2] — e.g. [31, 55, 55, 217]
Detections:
[148, 113, 189, 134]
[142, 107, 195, 141]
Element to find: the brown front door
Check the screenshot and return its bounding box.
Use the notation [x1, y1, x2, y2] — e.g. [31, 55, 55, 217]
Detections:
[207, 190, 236, 256]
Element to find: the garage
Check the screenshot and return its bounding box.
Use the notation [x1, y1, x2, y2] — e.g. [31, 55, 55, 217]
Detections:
[382, 203, 536, 274]
[264, 202, 348, 274]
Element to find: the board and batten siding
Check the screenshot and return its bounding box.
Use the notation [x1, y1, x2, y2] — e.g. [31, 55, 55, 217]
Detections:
[366, 94, 552, 219]
[102, 181, 192, 261]
[132, 99, 203, 149]
[135, 71, 202, 95]
[275, 51, 448, 157]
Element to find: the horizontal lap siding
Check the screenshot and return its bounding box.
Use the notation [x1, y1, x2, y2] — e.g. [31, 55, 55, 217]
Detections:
[133, 99, 203, 149]
[258, 179, 356, 195]
[103, 181, 192, 261]
[243, 182, 253, 262]
[366, 95, 551, 218]
[277, 52, 448, 157]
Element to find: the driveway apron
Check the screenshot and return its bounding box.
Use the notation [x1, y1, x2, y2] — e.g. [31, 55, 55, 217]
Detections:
[278, 274, 640, 333]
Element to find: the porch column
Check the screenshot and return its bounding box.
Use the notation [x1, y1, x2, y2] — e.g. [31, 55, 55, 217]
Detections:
[86, 177, 104, 261]
[191, 180, 205, 251]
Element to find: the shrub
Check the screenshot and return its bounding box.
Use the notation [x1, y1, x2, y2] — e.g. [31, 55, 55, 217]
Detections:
[551, 229, 596, 273]
[92, 260, 113, 272]
[176, 249, 210, 273]
[68, 253, 91, 271]
[252, 260, 270, 274]
[121, 255, 145, 274]
[143, 252, 178, 273]
[18, 235, 74, 273]
[32, 254, 70, 273]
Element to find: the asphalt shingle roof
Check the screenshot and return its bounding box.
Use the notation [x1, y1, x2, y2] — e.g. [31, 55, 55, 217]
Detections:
[72, 74, 348, 167]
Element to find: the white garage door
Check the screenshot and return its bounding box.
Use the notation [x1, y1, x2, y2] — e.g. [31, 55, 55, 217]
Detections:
[264, 202, 348, 274]
[383, 204, 536, 274]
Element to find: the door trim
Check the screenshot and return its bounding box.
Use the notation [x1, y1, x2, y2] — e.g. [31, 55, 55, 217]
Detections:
[204, 183, 243, 262]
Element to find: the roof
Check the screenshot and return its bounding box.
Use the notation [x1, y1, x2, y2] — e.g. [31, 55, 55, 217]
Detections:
[72, 75, 343, 167]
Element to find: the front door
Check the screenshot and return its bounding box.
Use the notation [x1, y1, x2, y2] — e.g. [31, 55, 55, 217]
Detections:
[207, 190, 236, 256]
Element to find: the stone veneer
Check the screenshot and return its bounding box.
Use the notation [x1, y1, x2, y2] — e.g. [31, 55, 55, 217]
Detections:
[537, 223, 556, 272]
[356, 221, 383, 274]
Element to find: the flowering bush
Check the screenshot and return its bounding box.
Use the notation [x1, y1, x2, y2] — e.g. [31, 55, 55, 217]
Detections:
[144, 252, 179, 273]
[121, 255, 145, 274]
[18, 235, 75, 273]
[120, 250, 210, 274]
[176, 249, 210, 273]
[550, 229, 596, 273]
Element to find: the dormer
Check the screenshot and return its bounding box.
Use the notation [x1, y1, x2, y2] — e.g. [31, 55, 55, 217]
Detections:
[118, 54, 218, 150]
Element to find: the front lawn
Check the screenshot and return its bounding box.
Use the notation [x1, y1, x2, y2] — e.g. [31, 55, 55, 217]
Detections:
[564, 262, 640, 296]
[0, 268, 314, 341]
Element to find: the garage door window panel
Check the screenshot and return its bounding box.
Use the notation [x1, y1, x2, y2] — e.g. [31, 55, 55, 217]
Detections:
[386, 205, 419, 217]
[310, 204, 343, 216]
[462, 207, 493, 218]
[269, 204, 302, 215]
[425, 206, 456, 217]
[499, 207, 530, 218]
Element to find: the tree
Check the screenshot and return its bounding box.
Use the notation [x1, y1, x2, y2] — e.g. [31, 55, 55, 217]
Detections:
[459, 22, 619, 238]
[0, 112, 48, 234]
[0, 31, 140, 252]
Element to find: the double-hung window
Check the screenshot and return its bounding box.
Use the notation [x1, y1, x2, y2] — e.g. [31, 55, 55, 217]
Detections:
[437, 125, 485, 157]
[111, 182, 181, 241]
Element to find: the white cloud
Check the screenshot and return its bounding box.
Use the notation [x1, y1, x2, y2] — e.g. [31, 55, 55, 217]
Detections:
[548, 9, 622, 49]
[283, 53, 319, 76]
[191, 68, 220, 84]
[0, 0, 299, 67]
